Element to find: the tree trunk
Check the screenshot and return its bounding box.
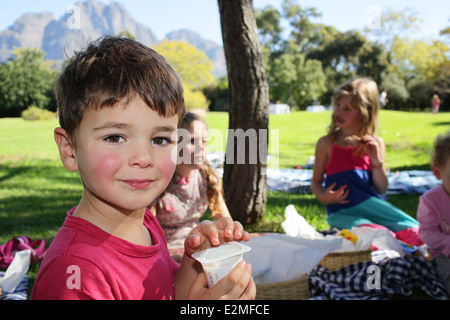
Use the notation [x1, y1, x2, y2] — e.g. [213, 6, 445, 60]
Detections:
[218, 0, 269, 225]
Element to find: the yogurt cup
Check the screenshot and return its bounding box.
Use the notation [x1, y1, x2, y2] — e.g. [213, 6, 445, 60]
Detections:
[192, 241, 251, 287]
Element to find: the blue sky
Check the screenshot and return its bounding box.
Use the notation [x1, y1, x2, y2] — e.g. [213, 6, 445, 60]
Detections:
[1, 0, 448, 44]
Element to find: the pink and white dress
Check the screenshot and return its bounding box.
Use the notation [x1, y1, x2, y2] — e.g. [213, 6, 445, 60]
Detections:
[151, 170, 208, 261]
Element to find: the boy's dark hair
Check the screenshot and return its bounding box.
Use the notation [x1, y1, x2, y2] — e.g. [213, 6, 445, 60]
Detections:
[55, 36, 185, 140]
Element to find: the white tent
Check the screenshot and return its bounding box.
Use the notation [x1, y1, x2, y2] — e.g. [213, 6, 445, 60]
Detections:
[269, 103, 290, 114]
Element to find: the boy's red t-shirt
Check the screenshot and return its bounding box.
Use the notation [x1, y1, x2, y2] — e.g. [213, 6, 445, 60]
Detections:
[31, 207, 179, 300]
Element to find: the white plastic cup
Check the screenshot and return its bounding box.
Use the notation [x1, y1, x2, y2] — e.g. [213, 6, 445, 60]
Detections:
[192, 241, 251, 287]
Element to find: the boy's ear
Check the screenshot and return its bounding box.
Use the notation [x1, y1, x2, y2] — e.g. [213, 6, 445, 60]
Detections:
[54, 127, 78, 172]
[431, 165, 441, 180]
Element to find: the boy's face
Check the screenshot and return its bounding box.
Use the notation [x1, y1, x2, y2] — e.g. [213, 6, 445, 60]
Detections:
[69, 97, 179, 212]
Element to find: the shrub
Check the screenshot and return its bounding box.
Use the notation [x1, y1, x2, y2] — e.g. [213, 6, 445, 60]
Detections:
[21, 106, 56, 121]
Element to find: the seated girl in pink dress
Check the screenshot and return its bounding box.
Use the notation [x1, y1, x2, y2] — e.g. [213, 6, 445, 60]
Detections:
[149, 112, 231, 262]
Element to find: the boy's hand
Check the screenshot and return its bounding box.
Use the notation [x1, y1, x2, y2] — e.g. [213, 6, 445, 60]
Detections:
[184, 217, 250, 257]
[187, 260, 256, 300]
[177, 217, 254, 300]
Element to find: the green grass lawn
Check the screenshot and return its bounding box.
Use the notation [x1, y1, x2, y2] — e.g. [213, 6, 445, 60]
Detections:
[205, 110, 450, 170]
[1, 110, 449, 299]
[207, 110, 450, 229]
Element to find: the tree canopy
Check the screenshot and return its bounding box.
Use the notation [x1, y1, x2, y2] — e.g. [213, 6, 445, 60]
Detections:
[0, 48, 58, 117]
[1, 1, 449, 117]
[252, 0, 450, 111]
[153, 40, 214, 111]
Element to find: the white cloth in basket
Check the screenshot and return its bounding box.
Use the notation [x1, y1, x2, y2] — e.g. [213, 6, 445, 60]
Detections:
[246, 234, 343, 285]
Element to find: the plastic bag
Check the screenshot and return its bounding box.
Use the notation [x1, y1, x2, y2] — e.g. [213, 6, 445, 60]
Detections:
[281, 204, 323, 239]
[280, 205, 404, 255]
[246, 234, 343, 284]
[0, 249, 31, 293]
[332, 226, 404, 255]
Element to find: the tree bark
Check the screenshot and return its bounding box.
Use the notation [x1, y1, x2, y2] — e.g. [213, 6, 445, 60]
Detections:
[218, 0, 269, 225]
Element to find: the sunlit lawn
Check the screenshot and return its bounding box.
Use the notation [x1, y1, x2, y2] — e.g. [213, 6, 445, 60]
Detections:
[205, 110, 450, 170]
[2, 110, 449, 243]
[205, 110, 450, 232]
[0, 110, 449, 298]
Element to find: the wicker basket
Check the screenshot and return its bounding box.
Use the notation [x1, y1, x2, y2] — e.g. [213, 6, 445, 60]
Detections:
[318, 247, 373, 271]
[256, 273, 310, 300]
[255, 247, 372, 300]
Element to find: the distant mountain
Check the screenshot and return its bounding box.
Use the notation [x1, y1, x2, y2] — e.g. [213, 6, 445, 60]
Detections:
[41, 0, 159, 61]
[0, 12, 55, 61]
[0, 0, 226, 77]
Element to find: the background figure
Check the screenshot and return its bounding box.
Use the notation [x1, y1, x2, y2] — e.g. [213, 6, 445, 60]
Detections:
[150, 112, 231, 262]
[379, 88, 388, 109]
[432, 94, 441, 115]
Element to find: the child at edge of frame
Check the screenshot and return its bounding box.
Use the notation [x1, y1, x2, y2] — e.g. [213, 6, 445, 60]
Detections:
[417, 131, 450, 295]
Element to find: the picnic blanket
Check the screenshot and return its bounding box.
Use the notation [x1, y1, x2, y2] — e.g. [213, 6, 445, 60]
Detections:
[207, 153, 440, 195]
[308, 252, 448, 300]
[266, 169, 440, 195]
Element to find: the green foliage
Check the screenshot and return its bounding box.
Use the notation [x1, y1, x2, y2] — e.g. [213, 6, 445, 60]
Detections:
[280, 0, 322, 53]
[255, 5, 283, 50]
[255, 1, 329, 108]
[153, 40, 214, 111]
[203, 76, 229, 111]
[362, 8, 450, 110]
[183, 83, 210, 111]
[250, 0, 450, 112]
[255, 1, 390, 109]
[390, 38, 449, 80]
[380, 71, 409, 106]
[0, 48, 58, 117]
[153, 40, 214, 89]
[21, 105, 56, 121]
[266, 50, 326, 108]
[364, 7, 423, 50]
[116, 30, 137, 41]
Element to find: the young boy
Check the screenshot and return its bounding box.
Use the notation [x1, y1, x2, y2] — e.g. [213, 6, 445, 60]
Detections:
[31, 36, 255, 300]
[417, 131, 450, 294]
